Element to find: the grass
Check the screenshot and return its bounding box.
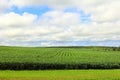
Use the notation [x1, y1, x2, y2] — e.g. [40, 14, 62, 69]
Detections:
[0, 70, 120, 80]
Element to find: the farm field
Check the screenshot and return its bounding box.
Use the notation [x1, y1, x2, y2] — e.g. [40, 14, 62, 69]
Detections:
[0, 46, 120, 69]
[0, 70, 120, 80]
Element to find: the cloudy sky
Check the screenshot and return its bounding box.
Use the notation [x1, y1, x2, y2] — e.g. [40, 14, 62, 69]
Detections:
[0, 0, 120, 46]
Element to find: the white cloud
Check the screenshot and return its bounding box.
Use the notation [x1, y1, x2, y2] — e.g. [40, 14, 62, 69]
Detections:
[0, 0, 12, 12]
[90, 0, 120, 22]
[10, 0, 120, 22]
[0, 10, 120, 46]
[11, 0, 73, 9]
[39, 11, 80, 26]
[0, 0, 120, 46]
[0, 12, 64, 40]
[0, 12, 37, 27]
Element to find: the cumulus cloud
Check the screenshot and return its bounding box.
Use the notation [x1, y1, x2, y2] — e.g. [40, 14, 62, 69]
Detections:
[90, 0, 120, 22]
[10, 0, 120, 22]
[0, 0, 120, 46]
[39, 11, 80, 26]
[0, 0, 12, 12]
[0, 12, 37, 27]
[11, 0, 73, 9]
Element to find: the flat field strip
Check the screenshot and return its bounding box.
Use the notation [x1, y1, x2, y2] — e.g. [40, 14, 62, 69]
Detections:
[0, 70, 120, 80]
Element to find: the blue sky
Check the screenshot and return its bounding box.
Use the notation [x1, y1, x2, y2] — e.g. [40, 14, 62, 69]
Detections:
[10, 6, 52, 15]
[0, 0, 120, 47]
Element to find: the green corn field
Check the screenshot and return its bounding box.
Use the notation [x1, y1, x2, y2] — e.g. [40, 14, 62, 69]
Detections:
[0, 46, 120, 69]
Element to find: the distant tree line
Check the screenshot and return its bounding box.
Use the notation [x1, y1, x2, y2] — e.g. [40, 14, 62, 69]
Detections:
[46, 46, 120, 51]
[91, 46, 120, 51]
